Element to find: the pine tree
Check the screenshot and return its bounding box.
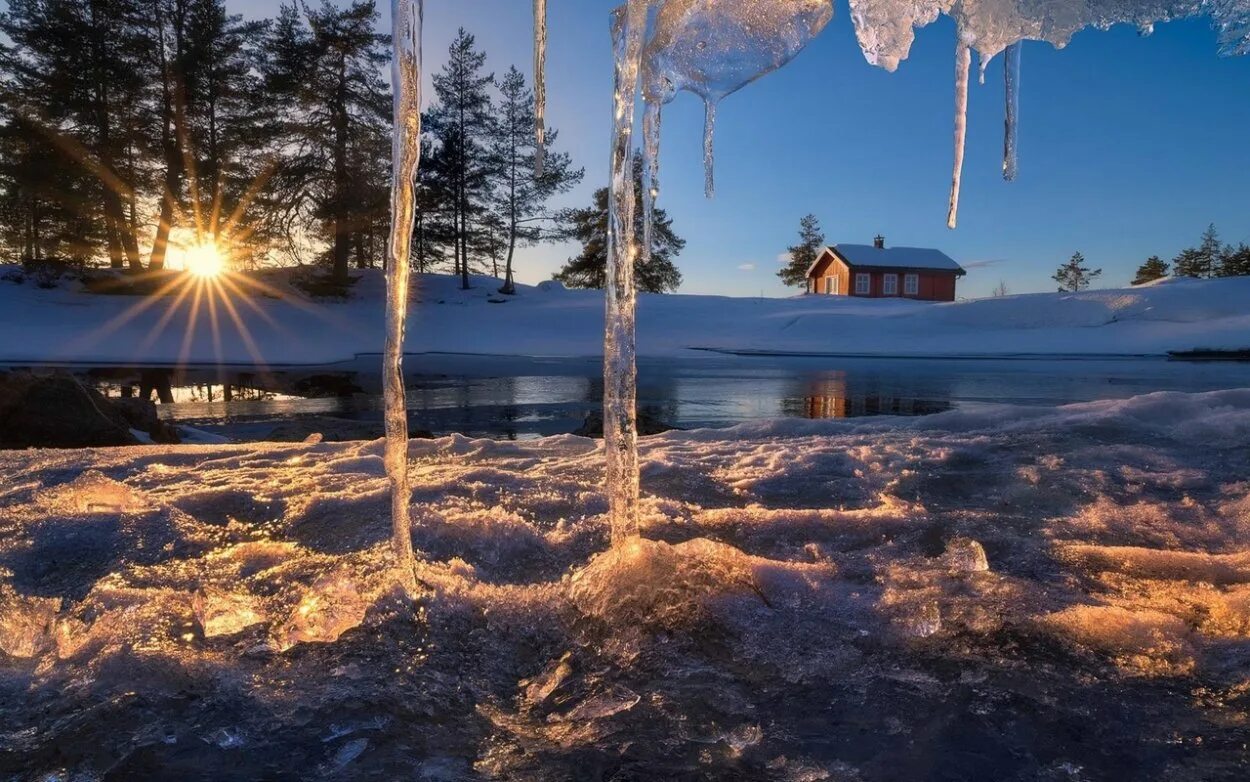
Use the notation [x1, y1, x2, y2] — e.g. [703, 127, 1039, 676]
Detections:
[1052, 251, 1102, 292]
[1, 0, 151, 269]
[777, 214, 825, 288]
[1218, 243, 1250, 278]
[487, 66, 583, 294]
[1175, 224, 1222, 279]
[261, 1, 390, 281]
[1132, 256, 1169, 285]
[425, 29, 495, 289]
[555, 157, 684, 294]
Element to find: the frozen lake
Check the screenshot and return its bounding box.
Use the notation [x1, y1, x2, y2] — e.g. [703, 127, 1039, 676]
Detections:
[66, 354, 1250, 440]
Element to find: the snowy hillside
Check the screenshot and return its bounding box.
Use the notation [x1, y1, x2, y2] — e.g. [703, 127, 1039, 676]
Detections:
[1, 267, 1248, 366]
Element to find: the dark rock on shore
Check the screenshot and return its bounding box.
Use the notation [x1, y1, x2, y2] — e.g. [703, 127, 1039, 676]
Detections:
[573, 409, 680, 438]
[0, 372, 180, 449]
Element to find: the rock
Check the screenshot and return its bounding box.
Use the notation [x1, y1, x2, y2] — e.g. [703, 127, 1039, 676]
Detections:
[0, 372, 139, 449]
[573, 408, 679, 438]
[113, 397, 181, 444]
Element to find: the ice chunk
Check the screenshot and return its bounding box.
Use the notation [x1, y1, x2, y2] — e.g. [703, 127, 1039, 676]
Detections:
[640, 0, 834, 201]
[277, 573, 369, 651]
[900, 601, 942, 638]
[944, 537, 990, 573]
[38, 470, 148, 514]
[569, 537, 763, 629]
[193, 587, 266, 638]
[0, 586, 59, 658]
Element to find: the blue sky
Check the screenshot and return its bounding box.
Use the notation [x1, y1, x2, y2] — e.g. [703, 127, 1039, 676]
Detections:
[246, 1, 1250, 298]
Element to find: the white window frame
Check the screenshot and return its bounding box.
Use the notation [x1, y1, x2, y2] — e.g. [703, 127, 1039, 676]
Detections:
[854, 273, 871, 296]
[904, 273, 919, 296]
[824, 275, 836, 295]
[883, 273, 899, 296]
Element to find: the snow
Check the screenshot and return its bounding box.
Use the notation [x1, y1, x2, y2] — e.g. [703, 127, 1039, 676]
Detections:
[823, 243, 965, 272]
[2, 268, 1249, 366]
[2, 389, 1250, 775]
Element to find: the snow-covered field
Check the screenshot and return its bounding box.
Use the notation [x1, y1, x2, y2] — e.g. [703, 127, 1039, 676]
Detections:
[2, 267, 1249, 366]
[2, 390, 1250, 779]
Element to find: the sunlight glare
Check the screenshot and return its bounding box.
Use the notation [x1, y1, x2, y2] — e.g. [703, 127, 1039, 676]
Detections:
[182, 241, 227, 279]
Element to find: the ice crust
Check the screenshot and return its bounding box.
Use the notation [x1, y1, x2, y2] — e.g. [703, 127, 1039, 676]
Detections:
[3, 392, 1250, 775]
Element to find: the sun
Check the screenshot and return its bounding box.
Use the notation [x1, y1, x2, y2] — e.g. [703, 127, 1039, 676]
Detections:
[181, 241, 227, 279]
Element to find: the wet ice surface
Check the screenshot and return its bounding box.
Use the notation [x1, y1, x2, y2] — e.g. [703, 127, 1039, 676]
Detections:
[2, 391, 1250, 780]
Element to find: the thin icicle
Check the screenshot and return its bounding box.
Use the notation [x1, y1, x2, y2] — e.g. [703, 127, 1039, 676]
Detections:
[703, 99, 717, 199]
[534, 0, 548, 177]
[947, 39, 971, 230]
[604, 0, 649, 544]
[1003, 41, 1021, 181]
[385, 0, 422, 577]
[641, 98, 662, 263]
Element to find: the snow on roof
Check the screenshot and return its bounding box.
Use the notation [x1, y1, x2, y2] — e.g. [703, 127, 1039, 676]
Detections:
[808, 244, 966, 277]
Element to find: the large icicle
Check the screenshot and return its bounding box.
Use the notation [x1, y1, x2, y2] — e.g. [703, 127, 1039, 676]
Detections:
[534, 0, 548, 177]
[947, 38, 970, 230]
[641, 98, 662, 264]
[702, 99, 717, 198]
[604, 0, 650, 544]
[384, 0, 422, 575]
[1003, 41, 1021, 181]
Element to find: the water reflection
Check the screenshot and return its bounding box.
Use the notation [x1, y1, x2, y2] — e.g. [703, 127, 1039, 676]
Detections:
[783, 372, 954, 420]
[40, 354, 1250, 441]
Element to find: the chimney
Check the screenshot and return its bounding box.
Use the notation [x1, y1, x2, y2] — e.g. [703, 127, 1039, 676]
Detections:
[874, 235, 885, 250]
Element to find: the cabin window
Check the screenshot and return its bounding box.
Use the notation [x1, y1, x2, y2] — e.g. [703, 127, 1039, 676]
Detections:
[883, 274, 899, 296]
[855, 273, 870, 295]
[904, 274, 919, 295]
[825, 276, 836, 294]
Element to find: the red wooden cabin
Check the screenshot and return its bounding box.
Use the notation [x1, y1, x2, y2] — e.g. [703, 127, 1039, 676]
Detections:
[806, 236, 965, 302]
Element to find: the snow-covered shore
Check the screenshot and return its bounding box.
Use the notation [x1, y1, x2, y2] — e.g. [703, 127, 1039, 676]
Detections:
[2, 267, 1249, 366]
[2, 390, 1249, 777]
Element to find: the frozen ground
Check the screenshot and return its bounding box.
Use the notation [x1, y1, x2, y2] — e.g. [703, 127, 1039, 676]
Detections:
[1, 390, 1250, 779]
[2, 268, 1250, 366]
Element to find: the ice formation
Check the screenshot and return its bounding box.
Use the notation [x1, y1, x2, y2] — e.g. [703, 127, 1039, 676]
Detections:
[384, 0, 422, 573]
[534, 0, 548, 176]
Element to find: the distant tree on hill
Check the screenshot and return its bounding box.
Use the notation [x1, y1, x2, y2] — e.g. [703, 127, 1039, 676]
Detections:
[1217, 243, 1250, 278]
[1053, 252, 1101, 292]
[1174, 223, 1223, 279]
[554, 157, 684, 294]
[487, 66, 583, 295]
[992, 280, 1010, 297]
[424, 29, 496, 290]
[1132, 256, 1169, 285]
[778, 214, 824, 288]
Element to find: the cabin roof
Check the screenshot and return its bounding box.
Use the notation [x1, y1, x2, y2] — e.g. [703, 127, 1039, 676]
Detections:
[807, 244, 966, 277]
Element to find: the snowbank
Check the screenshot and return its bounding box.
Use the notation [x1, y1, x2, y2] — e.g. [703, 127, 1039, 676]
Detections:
[1, 267, 1248, 366]
[1, 390, 1249, 777]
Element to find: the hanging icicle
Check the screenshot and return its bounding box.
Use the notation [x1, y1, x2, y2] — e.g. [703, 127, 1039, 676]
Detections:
[604, 0, 650, 544]
[947, 38, 971, 230]
[703, 99, 717, 199]
[1003, 41, 1021, 182]
[534, 0, 548, 177]
[641, 98, 662, 263]
[384, 0, 423, 576]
